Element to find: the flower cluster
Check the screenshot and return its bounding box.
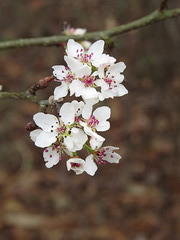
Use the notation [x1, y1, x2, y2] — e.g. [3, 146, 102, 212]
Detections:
[30, 37, 128, 176]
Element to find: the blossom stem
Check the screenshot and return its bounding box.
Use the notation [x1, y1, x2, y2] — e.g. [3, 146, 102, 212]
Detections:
[84, 144, 94, 154]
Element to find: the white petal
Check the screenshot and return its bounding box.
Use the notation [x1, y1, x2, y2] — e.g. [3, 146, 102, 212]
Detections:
[63, 136, 74, 150]
[88, 40, 104, 59]
[43, 147, 60, 168]
[33, 112, 59, 131]
[35, 131, 57, 148]
[75, 65, 91, 78]
[93, 106, 111, 122]
[93, 54, 116, 67]
[30, 129, 42, 142]
[69, 80, 84, 97]
[54, 83, 69, 100]
[82, 87, 98, 99]
[116, 84, 128, 96]
[89, 137, 104, 150]
[83, 125, 105, 141]
[103, 146, 121, 163]
[52, 65, 68, 80]
[68, 128, 88, 152]
[82, 102, 93, 119]
[66, 39, 84, 58]
[59, 102, 76, 125]
[85, 155, 98, 176]
[64, 55, 84, 73]
[71, 100, 85, 116]
[108, 62, 126, 74]
[96, 121, 110, 131]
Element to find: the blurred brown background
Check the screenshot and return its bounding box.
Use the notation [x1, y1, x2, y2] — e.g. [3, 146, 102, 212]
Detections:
[0, 0, 180, 239]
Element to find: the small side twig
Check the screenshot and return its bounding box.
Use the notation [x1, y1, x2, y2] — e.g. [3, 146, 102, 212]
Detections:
[26, 75, 53, 95]
[159, 0, 168, 12]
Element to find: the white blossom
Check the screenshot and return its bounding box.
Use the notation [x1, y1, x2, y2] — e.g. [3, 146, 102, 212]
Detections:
[43, 146, 61, 168]
[66, 39, 115, 68]
[95, 62, 128, 100]
[66, 158, 86, 175]
[80, 105, 111, 141]
[84, 146, 121, 175]
[30, 113, 60, 148]
[63, 127, 88, 152]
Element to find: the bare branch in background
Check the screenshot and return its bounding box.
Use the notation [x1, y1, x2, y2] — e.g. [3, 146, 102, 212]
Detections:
[0, 8, 179, 50]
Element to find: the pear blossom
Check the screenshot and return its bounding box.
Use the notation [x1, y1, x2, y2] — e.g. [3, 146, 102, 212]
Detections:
[30, 113, 60, 148]
[59, 100, 84, 124]
[63, 127, 88, 152]
[80, 105, 111, 141]
[30, 107, 87, 152]
[95, 62, 128, 100]
[66, 39, 115, 68]
[83, 146, 121, 176]
[66, 158, 86, 175]
[43, 146, 62, 168]
[63, 24, 91, 49]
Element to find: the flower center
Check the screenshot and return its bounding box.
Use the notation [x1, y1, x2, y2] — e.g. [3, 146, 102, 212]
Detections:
[104, 75, 117, 89]
[62, 67, 74, 84]
[45, 144, 64, 161]
[76, 49, 93, 65]
[57, 125, 66, 134]
[87, 115, 99, 128]
[71, 163, 81, 168]
[96, 149, 107, 164]
[81, 75, 95, 87]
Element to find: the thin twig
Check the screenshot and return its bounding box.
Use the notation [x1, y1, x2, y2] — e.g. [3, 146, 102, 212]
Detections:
[0, 91, 49, 111]
[159, 0, 168, 12]
[0, 8, 179, 50]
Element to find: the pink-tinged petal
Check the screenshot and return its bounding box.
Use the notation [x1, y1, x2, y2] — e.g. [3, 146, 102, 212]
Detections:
[116, 84, 128, 96]
[30, 129, 42, 142]
[43, 147, 60, 168]
[54, 83, 68, 100]
[35, 131, 57, 148]
[96, 121, 110, 131]
[33, 113, 59, 131]
[66, 39, 84, 58]
[88, 40, 104, 58]
[60, 102, 76, 125]
[52, 65, 68, 80]
[93, 106, 111, 122]
[85, 155, 98, 176]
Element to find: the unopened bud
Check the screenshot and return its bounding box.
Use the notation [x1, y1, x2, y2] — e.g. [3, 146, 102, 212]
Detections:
[25, 121, 37, 131]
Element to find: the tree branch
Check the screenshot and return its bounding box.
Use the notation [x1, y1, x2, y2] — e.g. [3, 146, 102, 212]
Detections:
[0, 8, 179, 50]
[0, 91, 49, 111]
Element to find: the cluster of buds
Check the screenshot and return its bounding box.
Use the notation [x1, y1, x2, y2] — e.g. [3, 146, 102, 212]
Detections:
[29, 34, 128, 176]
